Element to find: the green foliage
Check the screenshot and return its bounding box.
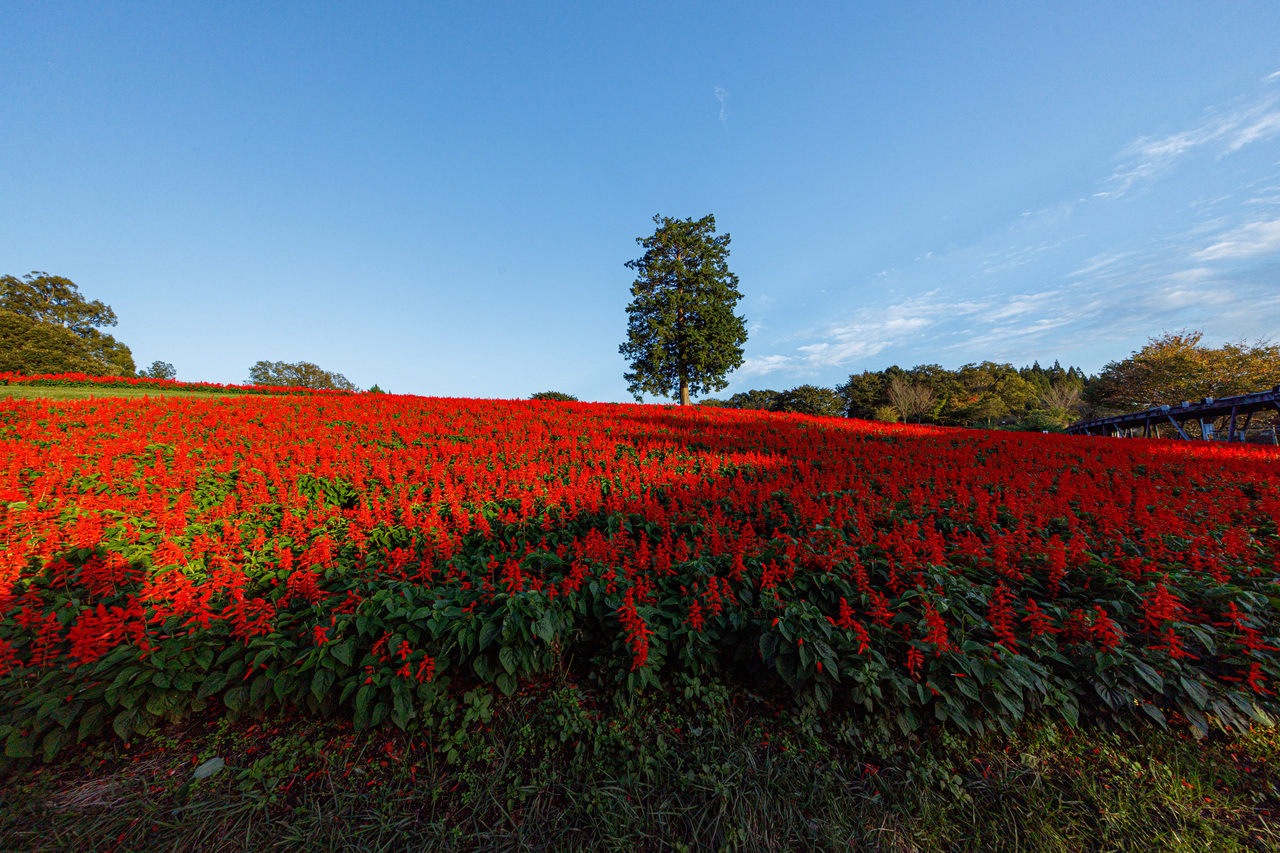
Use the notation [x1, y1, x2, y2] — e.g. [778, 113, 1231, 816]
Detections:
[0, 272, 135, 377]
[772, 385, 844, 418]
[137, 361, 177, 380]
[620, 214, 748, 405]
[247, 360, 356, 391]
[726, 389, 780, 411]
[840, 371, 884, 419]
[872, 404, 900, 423]
[365, 384, 387, 394]
[840, 360, 1091, 429]
[529, 391, 578, 402]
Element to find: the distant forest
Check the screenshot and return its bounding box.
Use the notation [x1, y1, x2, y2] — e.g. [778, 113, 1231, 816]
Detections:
[700, 332, 1280, 432]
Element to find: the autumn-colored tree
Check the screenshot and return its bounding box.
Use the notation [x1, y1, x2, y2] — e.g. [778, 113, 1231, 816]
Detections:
[1087, 331, 1280, 412]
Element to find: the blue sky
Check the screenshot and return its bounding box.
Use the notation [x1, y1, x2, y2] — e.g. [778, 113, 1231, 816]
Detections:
[3, 2, 1279, 401]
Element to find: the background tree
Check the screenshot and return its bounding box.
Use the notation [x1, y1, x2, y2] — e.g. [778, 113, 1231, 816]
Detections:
[620, 214, 748, 405]
[726, 389, 780, 411]
[1087, 331, 1280, 413]
[138, 361, 177, 380]
[886, 376, 936, 424]
[0, 272, 135, 376]
[529, 391, 578, 402]
[247, 360, 356, 391]
[840, 371, 887, 419]
[773, 384, 845, 418]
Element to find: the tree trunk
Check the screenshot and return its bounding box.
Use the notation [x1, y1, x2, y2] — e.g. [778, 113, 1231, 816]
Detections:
[680, 376, 689, 406]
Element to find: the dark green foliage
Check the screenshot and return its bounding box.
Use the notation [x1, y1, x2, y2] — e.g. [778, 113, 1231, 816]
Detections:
[772, 384, 844, 417]
[620, 215, 748, 405]
[366, 384, 387, 394]
[247, 360, 356, 391]
[529, 391, 578, 402]
[726, 389, 780, 410]
[138, 361, 177, 380]
[0, 272, 135, 376]
[839, 371, 884, 419]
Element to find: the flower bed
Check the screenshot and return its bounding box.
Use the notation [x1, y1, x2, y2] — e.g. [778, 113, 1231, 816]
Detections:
[1, 393, 1278, 763]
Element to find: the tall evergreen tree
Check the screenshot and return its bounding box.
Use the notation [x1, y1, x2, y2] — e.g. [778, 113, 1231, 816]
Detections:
[619, 214, 747, 405]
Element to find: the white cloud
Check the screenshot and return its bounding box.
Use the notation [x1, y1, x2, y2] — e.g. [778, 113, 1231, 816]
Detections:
[1226, 112, 1280, 152]
[1100, 95, 1280, 196]
[1195, 218, 1280, 260]
[736, 354, 793, 377]
[714, 87, 729, 122]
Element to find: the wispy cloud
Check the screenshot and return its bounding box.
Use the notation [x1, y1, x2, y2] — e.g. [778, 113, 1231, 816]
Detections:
[734, 74, 1280, 388]
[1099, 96, 1280, 197]
[714, 87, 729, 122]
[1195, 217, 1280, 260]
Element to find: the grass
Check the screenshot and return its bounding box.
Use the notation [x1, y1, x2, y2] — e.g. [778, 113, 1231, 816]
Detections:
[2, 679, 1278, 852]
[0, 386, 260, 401]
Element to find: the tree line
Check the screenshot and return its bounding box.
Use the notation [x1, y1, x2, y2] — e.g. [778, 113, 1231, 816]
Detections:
[1, 272, 364, 391]
[696, 335, 1280, 431]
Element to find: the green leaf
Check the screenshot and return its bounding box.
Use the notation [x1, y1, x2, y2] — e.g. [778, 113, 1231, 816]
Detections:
[41, 728, 68, 763]
[498, 646, 519, 675]
[4, 730, 34, 759]
[198, 671, 229, 699]
[1140, 702, 1167, 727]
[50, 698, 83, 729]
[496, 672, 517, 696]
[78, 704, 105, 743]
[113, 708, 139, 742]
[479, 620, 500, 652]
[311, 668, 336, 704]
[223, 686, 249, 713]
[1180, 676, 1209, 710]
[249, 673, 273, 705]
[533, 612, 556, 644]
[193, 757, 225, 779]
[1132, 660, 1163, 692]
[330, 638, 356, 667]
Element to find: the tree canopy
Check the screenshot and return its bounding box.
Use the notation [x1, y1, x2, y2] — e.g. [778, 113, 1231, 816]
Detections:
[247, 360, 356, 391]
[773, 384, 845, 418]
[138, 361, 177, 380]
[619, 214, 748, 405]
[1086, 331, 1280, 413]
[0, 272, 135, 376]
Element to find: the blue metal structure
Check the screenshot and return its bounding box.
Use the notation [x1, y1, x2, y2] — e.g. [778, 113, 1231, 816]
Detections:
[1067, 386, 1280, 441]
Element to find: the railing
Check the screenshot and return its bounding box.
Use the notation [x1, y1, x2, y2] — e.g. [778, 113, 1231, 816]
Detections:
[1067, 386, 1280, 442]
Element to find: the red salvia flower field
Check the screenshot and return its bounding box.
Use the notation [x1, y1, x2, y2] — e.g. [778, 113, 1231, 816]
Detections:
[2, 379, 1280, 762]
